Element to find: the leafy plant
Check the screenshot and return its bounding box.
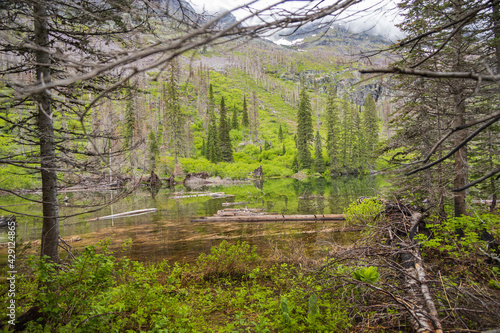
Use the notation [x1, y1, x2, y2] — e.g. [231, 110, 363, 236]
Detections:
[344, 197, 385, 226]
[352, 266, 380, 284]
[280, 297, 292, 326]
[417, 213, 500, 259]
[307, 293, 319, 323]
[195, 240, 260, 279]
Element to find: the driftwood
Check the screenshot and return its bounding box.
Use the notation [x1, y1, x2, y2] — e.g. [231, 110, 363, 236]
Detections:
[387, 209, 443, 333]
[87, 208, 157, 221]
[192, 214, 344, 222]
[222, 201, 251, 207]
[170, 192, 235, 199]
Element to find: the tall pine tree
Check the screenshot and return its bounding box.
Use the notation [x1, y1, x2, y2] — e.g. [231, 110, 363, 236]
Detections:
[325, 88, 340, 173]
[314, 130, 324, 174]
[231, 105, 239, 130]
[124, 96, 135, 149]
[219, 97, 233, 162]
[362, 94, 379, 169]
[206, 84, 221, 162]
[297, 87, 313, 169]
[241, 95, 249, 128]
[164, 60, 186, 167]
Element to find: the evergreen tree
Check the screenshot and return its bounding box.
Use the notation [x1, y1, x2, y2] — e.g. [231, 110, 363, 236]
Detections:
[362, 94, 379, 168]
[296, 87, 313, 169]
[338, 97, 352, 172]
[164, 60, 186, 167]
[241, 95, 249, 128]
[325, 89, 340, 173]
[124, 96, 135, 149]
[389, 0, 493, 216]
[148, 129, 159, 171]
[278, 124, 284, 142]
[201, 138, 206, 158]
[231, 105, 239, 130]
[282, 143, 286, 156]
[206, 84, 221, 163]
[219, 96, 233, 162]
[351, 106, 363, 172]
[314, 130, 324, 174]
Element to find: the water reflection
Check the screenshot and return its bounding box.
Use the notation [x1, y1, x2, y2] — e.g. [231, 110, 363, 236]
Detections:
[0, 176, 382, 263]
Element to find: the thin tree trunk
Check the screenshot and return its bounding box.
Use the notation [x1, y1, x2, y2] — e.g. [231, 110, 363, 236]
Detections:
[453, 92, 468, 217]
[34, 1, 60, 263]
[452, 0, 468, 218]
[493, 0, 500, 72]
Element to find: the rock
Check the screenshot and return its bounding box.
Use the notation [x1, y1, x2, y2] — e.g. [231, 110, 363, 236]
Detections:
[184, 172, 209, 184]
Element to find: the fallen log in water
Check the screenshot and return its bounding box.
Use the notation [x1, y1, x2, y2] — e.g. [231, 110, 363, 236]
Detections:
[222, 201, 251, 207]
[170, 192, 235, 199]
[87, 208, 157, 221]
[191, 214, 345, 222]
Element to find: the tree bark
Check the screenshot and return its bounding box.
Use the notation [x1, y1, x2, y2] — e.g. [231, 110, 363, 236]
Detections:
[402, 213, 444, 333]
[493, 0, 500, 72]
[453, 91, 468, 217]
[34, 1, 60, 263]
[452, 0, 468, 218]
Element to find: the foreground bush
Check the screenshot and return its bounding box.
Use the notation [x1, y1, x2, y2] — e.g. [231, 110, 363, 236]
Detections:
[4, 241, 353, 332]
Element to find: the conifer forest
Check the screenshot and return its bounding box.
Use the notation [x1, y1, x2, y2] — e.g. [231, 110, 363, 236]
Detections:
[0, 0, 499, 332]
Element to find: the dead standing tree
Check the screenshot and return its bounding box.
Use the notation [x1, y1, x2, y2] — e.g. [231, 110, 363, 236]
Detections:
[0, 0, 156, 262]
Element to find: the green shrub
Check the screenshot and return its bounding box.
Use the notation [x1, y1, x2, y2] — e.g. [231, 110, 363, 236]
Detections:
[195, 240, 260, 279]
[344, 197, 384, 226]
[417, 213, 500, 258]
[352, 266, 380, 284]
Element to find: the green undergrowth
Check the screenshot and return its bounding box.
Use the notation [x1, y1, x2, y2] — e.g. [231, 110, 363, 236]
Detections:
[4, 240, 356, 333]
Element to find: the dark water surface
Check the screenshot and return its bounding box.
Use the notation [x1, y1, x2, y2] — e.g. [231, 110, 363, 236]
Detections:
[1, 176, 383, 263]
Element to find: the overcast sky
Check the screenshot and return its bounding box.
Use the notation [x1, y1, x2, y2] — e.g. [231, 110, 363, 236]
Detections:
[189, 0, 403, 41]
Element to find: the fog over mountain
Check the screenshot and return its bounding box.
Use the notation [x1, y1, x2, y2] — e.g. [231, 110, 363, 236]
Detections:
[189, 0, 403, 41]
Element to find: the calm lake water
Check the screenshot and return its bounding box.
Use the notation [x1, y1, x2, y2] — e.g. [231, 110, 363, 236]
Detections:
[1, 176, 383, 264]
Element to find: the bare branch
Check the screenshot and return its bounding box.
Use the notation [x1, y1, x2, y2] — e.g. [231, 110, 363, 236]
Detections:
[406, 114, 500, 176]
[360, 67, 500, 82]
[452, 167, 500, 192]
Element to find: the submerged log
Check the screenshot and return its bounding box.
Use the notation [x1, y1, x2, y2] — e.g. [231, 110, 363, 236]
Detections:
[170, 192, 235, 199]
[87, 208, 157, 221]
[222, 201, 251, 207]
[191, 214, 344, 222]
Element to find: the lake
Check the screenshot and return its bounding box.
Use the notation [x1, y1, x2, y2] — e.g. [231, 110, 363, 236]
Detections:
[0, 176, 383, 264]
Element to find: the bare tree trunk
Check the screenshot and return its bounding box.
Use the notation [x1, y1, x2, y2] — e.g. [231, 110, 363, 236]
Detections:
[493, 0, 500, 72]
[34, 1, 60, 263]
[453, 92, 468, 217]
[452, 0, 468, 218]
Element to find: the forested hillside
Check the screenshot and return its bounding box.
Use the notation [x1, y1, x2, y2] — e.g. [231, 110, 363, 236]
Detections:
[1, 22, 391, 188]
